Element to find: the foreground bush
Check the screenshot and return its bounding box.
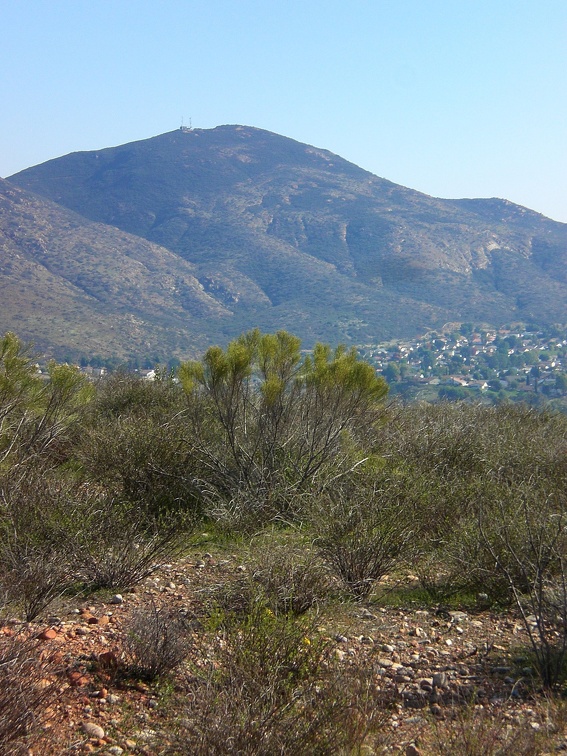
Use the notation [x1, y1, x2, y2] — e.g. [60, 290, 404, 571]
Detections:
[210, 533, 331, 617]
[175, 608, 391, 755]
[0, 332, 93, 472]
[0, 469, 187, 618]
[78, 371, 204, 517]
[0, 633, 56, 754]
[0, 471, 78, 620]
[312, 475, 415, 600]
[124, 600, 191, 681]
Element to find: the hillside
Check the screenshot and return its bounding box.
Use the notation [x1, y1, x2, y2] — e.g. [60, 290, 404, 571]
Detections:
[6, 125, 567, 356]
[0, 178, 230, 359]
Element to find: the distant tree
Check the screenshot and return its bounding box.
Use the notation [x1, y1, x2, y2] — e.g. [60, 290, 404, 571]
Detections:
[420, 350, 435, 371]
[524, 351, 539, 366]
[384, 361, 400, 383]
[530, 365, 540, 393]
[438, 386, 467, 402]
[555, 373, 567, 396]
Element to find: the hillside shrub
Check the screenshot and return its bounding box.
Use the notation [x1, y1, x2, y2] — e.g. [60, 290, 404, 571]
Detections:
[312, 474, 415, 600]
[211, 533, 331, 617]
[0, 633, 56, 754]
[71, 497, 185, 590]
[0, 470, 77, 620]
[175, 607, 392, 754]
[179, 330, 388, 522]
[0, 333, 93, 472]
[78, 372, 204, 517]
[123, 600, 191, 681]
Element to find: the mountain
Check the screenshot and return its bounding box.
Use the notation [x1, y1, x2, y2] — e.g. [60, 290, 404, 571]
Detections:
[0, 178, 229, 359]
[5, 125, 567, 357]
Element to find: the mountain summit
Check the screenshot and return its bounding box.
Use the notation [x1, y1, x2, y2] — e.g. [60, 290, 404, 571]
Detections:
[6, 125, 567, 358]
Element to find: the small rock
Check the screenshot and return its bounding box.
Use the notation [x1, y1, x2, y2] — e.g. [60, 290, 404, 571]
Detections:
[68, 671, 89, 687]
[37, 628, 57, 641]
[406, 745, 422, 756]
[381, 644, 395, 653]
[81, 721, 105, 739]
[432, 672, 448, 689]
[110, 594, 123, 605]
[108, 748, 124, 756]
[335, 634, 348, 643]
[98, 651, 118, 667]
[107, 694, 120, 704]
[449, 611, 468, 622]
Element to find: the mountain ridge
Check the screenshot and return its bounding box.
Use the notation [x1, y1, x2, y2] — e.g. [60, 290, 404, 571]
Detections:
[4, 125, 567, 358]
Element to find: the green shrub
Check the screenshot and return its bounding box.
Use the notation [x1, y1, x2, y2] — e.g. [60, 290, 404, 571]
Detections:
[176, 607, 391, 754]
[312, 475, 415, 600]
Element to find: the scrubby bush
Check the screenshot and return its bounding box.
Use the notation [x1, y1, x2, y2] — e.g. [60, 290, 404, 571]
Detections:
[179, 330, 388, 524]
[211, 533, 331, 617]
[312, 474, 415, 600]
[0, 466, 186, 618]
[477, 489, 567, 687]
[0, 633, 56, 754]
[72, 499, 185, 590]
[0, 333, 93, 472]
[0, 471, 78, 620]
[78, 372, 204, 517]
[176, 607, 391, 754]
[123, 600, 191, 681]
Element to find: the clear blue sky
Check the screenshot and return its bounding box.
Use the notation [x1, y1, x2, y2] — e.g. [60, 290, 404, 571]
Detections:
[2, 0, 566, 222]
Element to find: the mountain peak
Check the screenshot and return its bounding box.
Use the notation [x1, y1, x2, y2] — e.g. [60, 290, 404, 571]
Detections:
[4, 128, 567, 358]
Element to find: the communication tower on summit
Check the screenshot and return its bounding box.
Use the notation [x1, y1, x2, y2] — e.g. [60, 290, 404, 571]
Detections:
[180, 116, 193, 133]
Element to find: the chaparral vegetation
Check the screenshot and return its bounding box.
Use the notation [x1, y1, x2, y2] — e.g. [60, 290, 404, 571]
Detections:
[2, 328, 567, 754]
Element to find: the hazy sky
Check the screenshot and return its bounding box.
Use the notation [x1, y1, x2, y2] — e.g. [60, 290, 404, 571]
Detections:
[2, 0, 566, 222]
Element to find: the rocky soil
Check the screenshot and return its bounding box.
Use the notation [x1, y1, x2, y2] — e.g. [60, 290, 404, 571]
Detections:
[3, 548, 567, 755]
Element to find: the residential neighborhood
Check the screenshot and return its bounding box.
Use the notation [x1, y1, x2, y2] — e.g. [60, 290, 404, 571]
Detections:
[357, 323, 567, 408]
